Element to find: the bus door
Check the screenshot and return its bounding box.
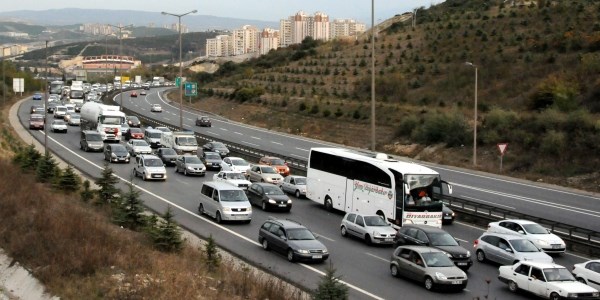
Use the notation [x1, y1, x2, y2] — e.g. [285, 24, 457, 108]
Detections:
[344, 178, 354, 212]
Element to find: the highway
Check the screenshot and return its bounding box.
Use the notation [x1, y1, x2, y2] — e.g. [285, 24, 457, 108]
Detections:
[17, 91, 596, 299]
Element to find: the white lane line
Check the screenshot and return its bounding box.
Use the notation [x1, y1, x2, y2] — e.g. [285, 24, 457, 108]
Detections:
[456, 238, 470, 244]
[251, 136, 260, 140]
[164, 118, 170, 121]
[455, 221, 485, 231]
[461, 195, 515, 209]
[220, 128, 228, 131]
[365, 253, 388, 263]
[234, 132, 243, 135]
[314, 233, 335, 242]
[290, 154, 305, 159]
[241, 141, 259, 147]
[186, 118, 193, 121]
[296, 147, 309, 152]
[141, 108, 146, 111]
[271, 141, 283, 145]
[206, 131, 218, 135]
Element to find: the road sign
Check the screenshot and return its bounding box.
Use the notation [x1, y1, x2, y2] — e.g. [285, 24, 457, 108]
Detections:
[497, 143, 508, 155]
[175, 77, 187, 87]
[184, 82, 197, 97]
[13, 78, 24, 93]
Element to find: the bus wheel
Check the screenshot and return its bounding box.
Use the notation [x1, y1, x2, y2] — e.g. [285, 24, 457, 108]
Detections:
[376, 211, 385, 220]
[324, 197, 333, 211]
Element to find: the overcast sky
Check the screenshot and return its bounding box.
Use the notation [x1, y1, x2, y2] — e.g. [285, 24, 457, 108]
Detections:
[0, 0, 444, 24]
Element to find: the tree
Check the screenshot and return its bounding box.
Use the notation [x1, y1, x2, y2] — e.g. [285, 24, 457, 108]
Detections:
[56, 164, 81, 192]
[14, 144, 42, 171]
[95, 162, 120, 205]
[203, 234, 221, 273]
[151, 206, 183, 252]
[114, 180, 146, 230]
[36, 152, 59, 183]
[80, 180, 95, 203]
[313, 261, 348, 300]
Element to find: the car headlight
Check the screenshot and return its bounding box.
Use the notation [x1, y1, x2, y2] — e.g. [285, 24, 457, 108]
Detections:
[297, 249, 310, 254]
[435, 272, 447, 280]
[126, 153, 130, 158]
[466, 251, 471, 257]
[445, 252, 453, 258]
[268, 199, 276, 204]
[111, 153, 117, 158]
[222, 207, 231, 212]
[187, 166, 194, 170]
[287, 199, 292, 204]
[322, 249, 328, 254]
[373, 231, 381, 237]
[592, 292, 600, 297]
[537, 239, 550, 246]
[246, 207, 252, 212]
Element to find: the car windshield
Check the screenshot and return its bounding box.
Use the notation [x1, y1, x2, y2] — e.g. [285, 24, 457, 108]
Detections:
[184, 156, 202, 164]
[128, 117, 139, 122]
[205, 153, 220, 160]
[200, 117, 209, 121]
[429, 232, 459, 246]
[543, 268, 575, 282]
[262, 185, 285, 195]
[129, 128, 142, 133]
[220, 190, 248, 202]
[422, 252, 455, 267]
[156, 127, 170, 132]
[231, 159, 248, 166]
[57, 107, 67, 112]
[287, 228, 315, 241]
[54, 120, 65, 125]
[226, 173, 246, 180]
[213, 142, 226, 148]
[71, 115, 80, 119]
[148, 132, 162, 138]
[161, 148, 176, 155]
[133, 140, 149, 146]
[87, 134, 102, 141]
[145, 159, 163, 167]
[101, 116, 122, 125]
[177, 137, 197, 146]
[364, 216, 389, 226]
[522, 224, 549, 234]
[509, 239, 540, 252]
[31, 117, 43, 121]
[261, 166, 277, 174]
[270, 159, 286, 165]
[292, 177, 306, 185]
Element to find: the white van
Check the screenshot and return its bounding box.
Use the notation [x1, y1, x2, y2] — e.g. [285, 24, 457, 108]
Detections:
[144, 128, 163, 148]
[198, 181, 252, 224]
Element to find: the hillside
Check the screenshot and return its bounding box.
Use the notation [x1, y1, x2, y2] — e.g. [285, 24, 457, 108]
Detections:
[190, 0, 600, 191]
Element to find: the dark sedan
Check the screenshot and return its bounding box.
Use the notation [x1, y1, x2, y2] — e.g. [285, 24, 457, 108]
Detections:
[201, 151, 223, 170]
[123, 127, 144, 140]
[246, 183, 292, 212]
[202, 142, 229, 157]
[156, 147, 178, 166]
[47, 102, 58, 113]
[195, 116, 212, 127]
[126, 116, 141, 127]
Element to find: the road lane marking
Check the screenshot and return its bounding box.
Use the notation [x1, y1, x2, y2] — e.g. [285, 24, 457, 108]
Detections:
[271, 141, 283, 145]
[456, 238, 469, 243]
[365, 253, 388, 263]
[220, 128, 228, 131]
[314, 233, 335, 242]
[296, 147, 309, 152]
[241, 141, 259, 147]
[234, 132, 243, 135]
[251, 136, 260, 140]
[164, 118, 170, 121]
[460, 195, 515, 209]
[186, 118, 193, 121]
[290, 154, 305, 159]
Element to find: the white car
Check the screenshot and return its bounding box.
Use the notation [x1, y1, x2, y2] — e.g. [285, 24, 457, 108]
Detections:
[213, 171, 252, 190]
[220, 157, 251, 174]
[280, 175, 307, 198]
[53, 105, 68, 118]
[51, 120, 68, 133]
[246, 164, 284, 184]
[499, 261, 599, 299]
[340, 212, 396, 245]
[151, 104, 162, 112]
[67, 114, 81, 126]
[125, 139, 153, 157]
[132, 155, 167, 181]
[573, 260, 600, 290]
[487, 220, 566, 253]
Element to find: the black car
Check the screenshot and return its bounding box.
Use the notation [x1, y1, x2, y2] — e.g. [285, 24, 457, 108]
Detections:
[201, 151, 223, 170]
[156, 147, 178, 166]
[246, 182, 292, 212]
[393, 225, 472, 271]
[195, 116, 212, 127]
[74, 103, 84, 112]
[442, 204, 455, 225]
[202, 142, 229, 157]
[47, 102, 58, 113]
[258, 218, 328, 263]
[103, 144, 131, 163]
[126, 116, 141, 128]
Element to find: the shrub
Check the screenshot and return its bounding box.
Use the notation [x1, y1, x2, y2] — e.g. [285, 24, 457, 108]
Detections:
[36, 152, 59, 184]
[299, 102, 307, 111]
[313, 261, 348, 300]
[413, 112, 469, 147]
[203, 234, 221, 273]
[80, 180, 95, 203]
[56, 164, 81, 192]
[322, 109, 331, 117]
[150, 206, 183, 252]
[396, 115, 419, 137]
[95, 163, 120, 205]
[352, 110, 361, 119]
[113, 180, 146, 230]
[310, 104, 320, 114]
[539, 130, 566, 156]
[334, 108, 343, 118]
[15, 144, 42, 171]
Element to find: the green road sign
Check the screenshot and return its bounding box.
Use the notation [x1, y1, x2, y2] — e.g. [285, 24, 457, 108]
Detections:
[184, 82, 197, 96]
[175, 77, 181, 87]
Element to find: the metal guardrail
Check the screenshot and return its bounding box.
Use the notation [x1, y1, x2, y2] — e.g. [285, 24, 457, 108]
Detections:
[104, 90, 600, 257]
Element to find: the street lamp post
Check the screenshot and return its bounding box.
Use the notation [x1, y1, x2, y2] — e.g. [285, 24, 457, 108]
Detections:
[1, 46, 9, 105]
[44, 40, 49, 155]
[465, 62, 478, 166]
[370, 0, 376, 151]
[109, 24, 133, 110]
[161, 9, 197, 130]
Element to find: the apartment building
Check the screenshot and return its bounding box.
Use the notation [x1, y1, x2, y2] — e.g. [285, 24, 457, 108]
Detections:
[232, 25, 259, 55]
[206, 35, 232, 57]
[259, 28, 279, 55]
[330, 19, 366, 39]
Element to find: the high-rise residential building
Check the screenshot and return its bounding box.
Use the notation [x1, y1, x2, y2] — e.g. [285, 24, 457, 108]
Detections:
[291, 11, 310, 44]
[311, 12, 330, 41]
[279, 19, 292, 48]
[232, 25, 259, 56]
[171, 23, 189, 33]
[259, 28, 279, 55]
[206, 35, 232, 57]
[330, 19, 366, 39]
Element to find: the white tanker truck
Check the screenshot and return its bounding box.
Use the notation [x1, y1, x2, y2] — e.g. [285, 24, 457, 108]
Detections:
[80, 102, 126, 142]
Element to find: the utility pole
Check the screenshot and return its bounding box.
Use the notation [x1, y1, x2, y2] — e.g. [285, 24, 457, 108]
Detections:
[370, 0, 376, 151]
[44, 41, 49, 155]
[109, 24, 133, 110]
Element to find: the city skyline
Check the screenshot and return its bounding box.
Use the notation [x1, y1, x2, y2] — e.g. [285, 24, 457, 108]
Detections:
[0, 0, 445, 24]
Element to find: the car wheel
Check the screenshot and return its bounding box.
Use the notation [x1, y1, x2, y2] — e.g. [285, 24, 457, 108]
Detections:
[324, 197, 333, 211]
[142, 173, 146, 181]
[549, 292, 560, 300]
[295, 190, 301, 198]
[364, 234, 373, 245]
[174, 166, 179, 173]
[184, 169, 188, 176]
[390, 265, 400, 278]
[260, 179, 265, 182]
[476, 250, 486, 262]
[424, 276, 435, 291]
[341, 226, 348, 237]
[287, 249, 295, 262]
[261, 201, 268, 211]
[216, 212, 222, 223]
[132, 169, 137, 178]
[198, 204, 204, 215]
[508, 280, 518, 293]
[262, 239, 269, 251]
[84, 145, 89, 152]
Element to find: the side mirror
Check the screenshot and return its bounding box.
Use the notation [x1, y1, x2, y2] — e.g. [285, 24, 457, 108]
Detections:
[505, 248, 513, 253]
[518, 230, 525, 235]
[546, 228, 552, 234]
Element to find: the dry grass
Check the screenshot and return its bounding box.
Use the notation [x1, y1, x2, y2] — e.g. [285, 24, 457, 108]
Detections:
[0, 151, 307, 299]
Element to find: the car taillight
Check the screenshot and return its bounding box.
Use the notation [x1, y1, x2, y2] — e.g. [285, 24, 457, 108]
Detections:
[473, 239, 478, 248]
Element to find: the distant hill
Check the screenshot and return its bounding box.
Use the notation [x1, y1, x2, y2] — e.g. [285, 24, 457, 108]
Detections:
[0, 9, 279, 31]
[0, 21, 45, 35]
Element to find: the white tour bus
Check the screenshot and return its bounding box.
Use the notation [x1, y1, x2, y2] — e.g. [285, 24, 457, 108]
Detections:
[306, 147, 453, 228]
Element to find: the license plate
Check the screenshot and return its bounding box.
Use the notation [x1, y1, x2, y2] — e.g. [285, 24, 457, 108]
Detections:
[551, 244, 561, 249]
[385, 238, 393, 242]
[278, 204, 287, 207]
[451, 280, 462, 285]
[312, 255, 322, 259]
[457, 262, 467, 266]
[444, 216, 452, 219]
[152, 174, 163, 178]
[212, 163, 218, 166]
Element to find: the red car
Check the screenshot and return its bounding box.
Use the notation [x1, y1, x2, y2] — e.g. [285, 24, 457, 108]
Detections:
[258, 156, 290, 177]
[124, 127, 144, 140]
[130, 91, 138, 97]
[29, 114, 45, 130]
